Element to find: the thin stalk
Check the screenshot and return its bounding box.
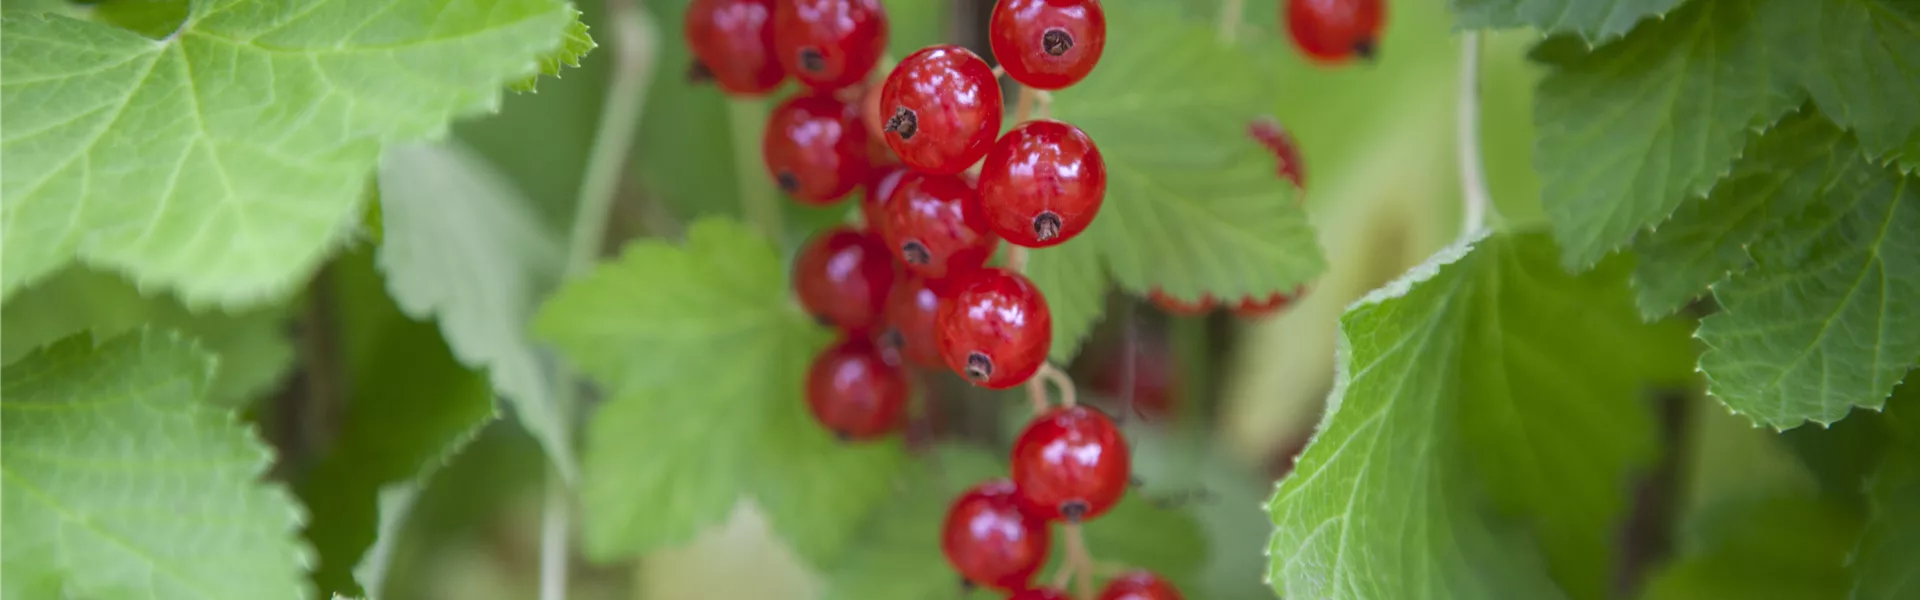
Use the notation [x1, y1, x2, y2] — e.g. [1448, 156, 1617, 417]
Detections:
[729, 98, 783, 242]
[1218, 0, 1245, 42]
[541, 2, 657, 600]
[1455, 32, 1490, 236]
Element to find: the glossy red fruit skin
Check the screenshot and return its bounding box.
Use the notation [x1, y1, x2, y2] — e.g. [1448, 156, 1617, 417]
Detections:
[1097, 571, 1186, 600]
[884, 172, 1000, 280]
[805, 337, 909, 440]
[1011, 405, 1130, 522]
[764, 93, 871, 204]
[942, 479, 1052, 592]
[979, 119, 1106, 247]
[793, 226, 896, 330]
[936, 268, 1050, 389]
[861, 166, 910, 238]
[989, 0, 1108, 90]
[1286, 0, 1385, 64]
[685, 0, 785, 95]
[882, 275, 946, 368]
[773, 0, 888, 91]
[1249, 117, 1306, 191]
[1148, 289, 1216, 316]
[880, 45, 1004, 174]
[1011, 588, 1073, 600]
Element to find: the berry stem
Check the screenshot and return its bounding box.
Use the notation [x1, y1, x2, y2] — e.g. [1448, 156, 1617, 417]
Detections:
[1052, 523, 1099, 599]
[545, 2, 657, 600]
[1455, 31, 1491, 236]
[1218, 0, 1245, 43]
[1014, 83, 1036, 124]
[730, 97, 786, 243]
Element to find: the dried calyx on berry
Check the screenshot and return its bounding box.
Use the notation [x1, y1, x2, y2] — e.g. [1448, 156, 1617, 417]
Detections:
[879, 45, 1003, 173]
[1011, 405, 1131, 522]
[989, 0, 1108, 90]
[936, 268, 1051, 389]
[979, 119, 1107, 248]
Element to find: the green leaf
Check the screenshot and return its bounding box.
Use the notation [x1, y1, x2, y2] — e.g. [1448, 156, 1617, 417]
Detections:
[511, 12, 596, 92]
[1031, 0, 1325, 362]
[0, 266, 293, 406]
[0, 0, 584, 306]
[0, 331, 312, 600]
[536, 218, 907, 564]
[821, 445, 1205, 599]
[1641, 496, 1862, 600]
[1694, 144, 1920, 429]
[1026, 238, 1108, 362]
[373, 140, 572, 479]
[1531, 0, 1805, 269]
[1448, 0, 1688, 41]
[1629, 112, 1853, 319]
[1267, 231, 1694, 600]
[1766, 0, 1920, 173]
[299, 248, 497, 599]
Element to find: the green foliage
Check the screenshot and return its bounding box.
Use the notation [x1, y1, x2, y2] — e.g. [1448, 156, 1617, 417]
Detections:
[821, 445, 1205, 599]
[1772, 0, 1920, 173]
[1530, 0, 1804, 270]
[299, 249, 497, 599]
[0, 266, 294, 406]
[1448, 0, 1686, 41]
[1029, 0, 1325, 361]
[373, 141, 574, 478]
[536, 218, 906, 564]
[0, 331, 311, 600]
[1852, 402, 1920, 599]
[1267, 231, 1694, 600]
[1693, 125, 1919, 428]
[0, 0, 586, 307]
[512, 13, 596, 92]
[1640, 497, 1863, 600]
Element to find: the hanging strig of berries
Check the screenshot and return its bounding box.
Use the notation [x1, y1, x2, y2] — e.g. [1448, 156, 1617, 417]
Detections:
[772, 0, 888, 91]
[879, 45, 1004, 174]
[936, 268, 1052, 390]
[792, 226, 896, 331]
[1097, 570, 1187, 600]
[880, 274, 945, 368]
[883, 172, 1000, 280]
[804, 336, 909, 440]
[1011, 405, 1131, 522]
[989, 0, 1108, 90]
[941, 478, 1052, 592]
[979, 119, 1108, 247]
[684, 0, 785, 95]
[762, 93, 871, 204]
[1286, 0, 1386, 64]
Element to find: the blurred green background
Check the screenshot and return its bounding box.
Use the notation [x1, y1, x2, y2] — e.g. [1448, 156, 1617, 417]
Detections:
[384, 0, 1550, 597]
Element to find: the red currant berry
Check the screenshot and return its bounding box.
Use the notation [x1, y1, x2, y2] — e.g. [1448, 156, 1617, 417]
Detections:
[1148, 289, 1216, 317]
[805, 337, 909, 440]
[861, 166, 910, 238]
[1011, 588, 1073, 600]
[936, 268, 1050, 389]
[1097, 571, 1185, 600]
[979, 119, 1107, 247]
[988, 0, 1107, 90]
[773, 0, 888, 91]
[884, 172, 1000, 280]
[1249, 117, 1305, 191]
[943, 479, 1051, 591]
[881, 274, 945, 368]
[1286, 0, 1385, 64]
[1011, 405, 1130, 522]
[880, 45, 1004, 174]
[793, 226, 896, 330]
[764, 93, 870, 204]
[1231, 285, 1307, 319]
[685, 0, 785, 95]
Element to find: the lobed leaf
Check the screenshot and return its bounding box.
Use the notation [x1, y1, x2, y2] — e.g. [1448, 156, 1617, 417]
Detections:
[0, 331, 312, 600]
[374, 140, 573, 479]
[1268, 231, 1694, 600]
[1694, 140, 1920, 429]
[1032, 0, 1325, 362]
[1640, 497, 1862, 599]
[1531, 0, 1805, 269]
[1765, 0, 1920, 173]
[0, 0, 586, 307]
[536, 218, 906, 564]
[1449, 0, 1689, 42]
[1851, 400, 1920, 599]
